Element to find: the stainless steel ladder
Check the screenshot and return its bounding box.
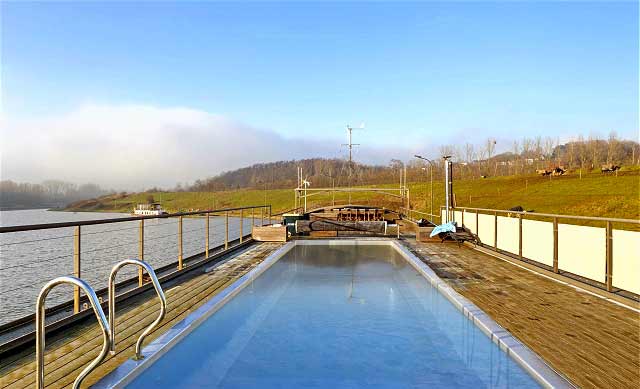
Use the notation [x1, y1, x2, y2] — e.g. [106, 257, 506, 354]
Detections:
[36, 276, 110, 389]
[108, 259, 166, 360]
[35, 259, 166, 388]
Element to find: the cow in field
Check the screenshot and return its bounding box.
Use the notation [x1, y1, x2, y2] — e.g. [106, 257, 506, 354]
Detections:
[536, 169, 551, 176]
[601, 164, 621, 173]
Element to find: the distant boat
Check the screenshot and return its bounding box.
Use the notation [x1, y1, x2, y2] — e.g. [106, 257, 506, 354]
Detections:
[133, 203, 167, 216]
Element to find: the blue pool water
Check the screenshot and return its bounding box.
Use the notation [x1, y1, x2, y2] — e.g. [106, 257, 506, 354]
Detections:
[128, 245, 539, 388]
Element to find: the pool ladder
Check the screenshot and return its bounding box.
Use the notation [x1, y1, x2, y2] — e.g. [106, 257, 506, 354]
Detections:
[35, 259, 166, 389]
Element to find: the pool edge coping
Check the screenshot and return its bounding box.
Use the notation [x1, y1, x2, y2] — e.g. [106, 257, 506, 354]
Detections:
[93, 241, 296, 389]
[388, 240, 574, 389]
[95, 239, 573, 388]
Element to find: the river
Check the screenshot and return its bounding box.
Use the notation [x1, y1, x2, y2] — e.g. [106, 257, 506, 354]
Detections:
[0, 209, 252, 325]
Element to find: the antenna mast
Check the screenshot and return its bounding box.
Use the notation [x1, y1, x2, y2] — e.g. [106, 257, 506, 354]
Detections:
[343, 125, 360, 165]
[342, 125, 362, 204]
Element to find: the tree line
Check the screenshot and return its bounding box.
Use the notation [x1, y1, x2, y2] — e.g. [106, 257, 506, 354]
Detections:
[431, 132, 638, 180]
[0, 180, 111, 210]
[187, 134, 639, 192]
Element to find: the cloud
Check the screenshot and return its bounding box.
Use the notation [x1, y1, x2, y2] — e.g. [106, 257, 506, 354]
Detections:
[0, 104, 413, 190]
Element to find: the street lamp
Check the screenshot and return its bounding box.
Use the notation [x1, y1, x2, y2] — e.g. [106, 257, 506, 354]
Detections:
[302, 179, 311, 211]
[414, 155, 435, 221]
[320, 173, 336, 206]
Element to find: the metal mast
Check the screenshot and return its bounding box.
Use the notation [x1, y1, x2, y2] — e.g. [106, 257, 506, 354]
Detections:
[342, 125, 361, 204]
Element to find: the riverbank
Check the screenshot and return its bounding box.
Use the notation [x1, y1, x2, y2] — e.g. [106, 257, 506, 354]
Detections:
[63, 170, 640, 221]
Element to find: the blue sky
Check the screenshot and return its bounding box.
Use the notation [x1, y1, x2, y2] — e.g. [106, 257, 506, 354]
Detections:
[1, 1, 638, 187]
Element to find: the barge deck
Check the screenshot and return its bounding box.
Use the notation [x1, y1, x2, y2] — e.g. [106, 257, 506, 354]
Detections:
[0, 243, 283, 389]
[404, 239, 640, 389]
[1, 238, 638, 388]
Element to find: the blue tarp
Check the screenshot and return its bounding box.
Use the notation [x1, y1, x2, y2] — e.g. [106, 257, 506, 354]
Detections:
[430, 221, 457, 237]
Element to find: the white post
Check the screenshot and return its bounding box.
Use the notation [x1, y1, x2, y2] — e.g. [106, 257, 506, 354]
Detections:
[443, 156, 453, 223]
[444, 159, 450, 223]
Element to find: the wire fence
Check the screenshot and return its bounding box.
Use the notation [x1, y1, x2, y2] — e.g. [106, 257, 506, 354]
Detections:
[0, 206, 268, 326]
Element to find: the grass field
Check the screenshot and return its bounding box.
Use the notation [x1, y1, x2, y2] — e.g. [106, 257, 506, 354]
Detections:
[66, 169, 639, 224]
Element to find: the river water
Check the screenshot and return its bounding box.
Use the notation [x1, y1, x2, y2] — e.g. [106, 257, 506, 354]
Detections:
[0, 209, 253, 325]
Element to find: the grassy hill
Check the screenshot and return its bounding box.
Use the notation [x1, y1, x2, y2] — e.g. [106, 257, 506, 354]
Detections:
[65, 169, 639, 224]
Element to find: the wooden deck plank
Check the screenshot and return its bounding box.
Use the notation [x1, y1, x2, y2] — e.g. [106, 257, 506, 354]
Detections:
[3, 239, 638, 389]
[403, 239, 640, 389]
[0, 243, 282, 389]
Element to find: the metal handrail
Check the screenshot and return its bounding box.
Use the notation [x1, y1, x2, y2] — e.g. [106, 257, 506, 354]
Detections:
[400, 207, 440, 219]
[36, 276, 110, 389]
[0, 204, 272, 233]
[109, 259, 166, 360]
[441, 205, 640, 224]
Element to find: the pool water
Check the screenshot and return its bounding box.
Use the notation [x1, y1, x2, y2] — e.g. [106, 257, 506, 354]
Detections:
[128, 245, 539, 388]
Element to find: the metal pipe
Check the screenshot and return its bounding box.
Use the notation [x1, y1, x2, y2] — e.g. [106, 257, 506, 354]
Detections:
[178, 216, 183, 270]
[430, 164, 433, 220]
[108, 259, 166, 360]
[138, 220, 144, 287]
[553, 217, 559, 273]
[225, 212, 229, 249]
[494, 211, 498, 249]
[239, 209, 244, 243]
[443, 157, 452, 223]
[73, 226, 81, 313]
[205, 212, 210, 258]
[606, 221, 613, 291]
[36, 276, 110, 389]
[518, 214, 523, 259]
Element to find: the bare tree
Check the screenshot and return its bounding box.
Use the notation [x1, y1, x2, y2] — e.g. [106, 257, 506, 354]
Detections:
[485, 138, 496, 159]
[521, 137, 533, 174]
[534, 136, 543, 157]
[566, 138, 575, 169]
[464, 143, 475, 177]
[607, 131, 620, 164]
[543, 137, 556, 162]
[577, 135, 588, 176]
[588, 135, 600, 169]
[464, 143, 474, 163]
[512, 140, 520, 175]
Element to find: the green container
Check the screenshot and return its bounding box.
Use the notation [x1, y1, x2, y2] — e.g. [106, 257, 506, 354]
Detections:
[283, 213, 305, 235]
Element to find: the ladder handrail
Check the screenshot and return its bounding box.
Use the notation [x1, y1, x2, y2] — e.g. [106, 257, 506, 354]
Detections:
[108, 259, 166, 360]
[36, 276, 110, 389]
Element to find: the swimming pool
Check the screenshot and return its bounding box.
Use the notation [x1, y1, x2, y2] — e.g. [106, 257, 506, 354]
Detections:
[97, 240, 570, 388]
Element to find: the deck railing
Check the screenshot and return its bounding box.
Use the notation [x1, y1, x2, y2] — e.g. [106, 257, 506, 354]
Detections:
[0, 205, 272, 329]
[399, 207, 442, 224]
[439, 206, 640, 298]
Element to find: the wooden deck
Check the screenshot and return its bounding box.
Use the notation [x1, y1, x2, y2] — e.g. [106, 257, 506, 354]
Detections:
[2, 238, 638, 388]
[0, 242, 283, 389]
[403, 239, 640, 389]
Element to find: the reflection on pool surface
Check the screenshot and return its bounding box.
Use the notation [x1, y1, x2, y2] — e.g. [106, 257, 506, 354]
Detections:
[128, 244, 539, 388]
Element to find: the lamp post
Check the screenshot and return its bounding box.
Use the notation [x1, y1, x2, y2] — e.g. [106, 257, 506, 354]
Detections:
[414, 155, 435, 221]
[302, 179, 311, 212]
[320, 173, 336, 206]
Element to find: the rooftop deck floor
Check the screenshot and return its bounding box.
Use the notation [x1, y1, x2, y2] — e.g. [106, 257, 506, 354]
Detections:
[403, 239, 640, 389]
[0, 242, 283, 389]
